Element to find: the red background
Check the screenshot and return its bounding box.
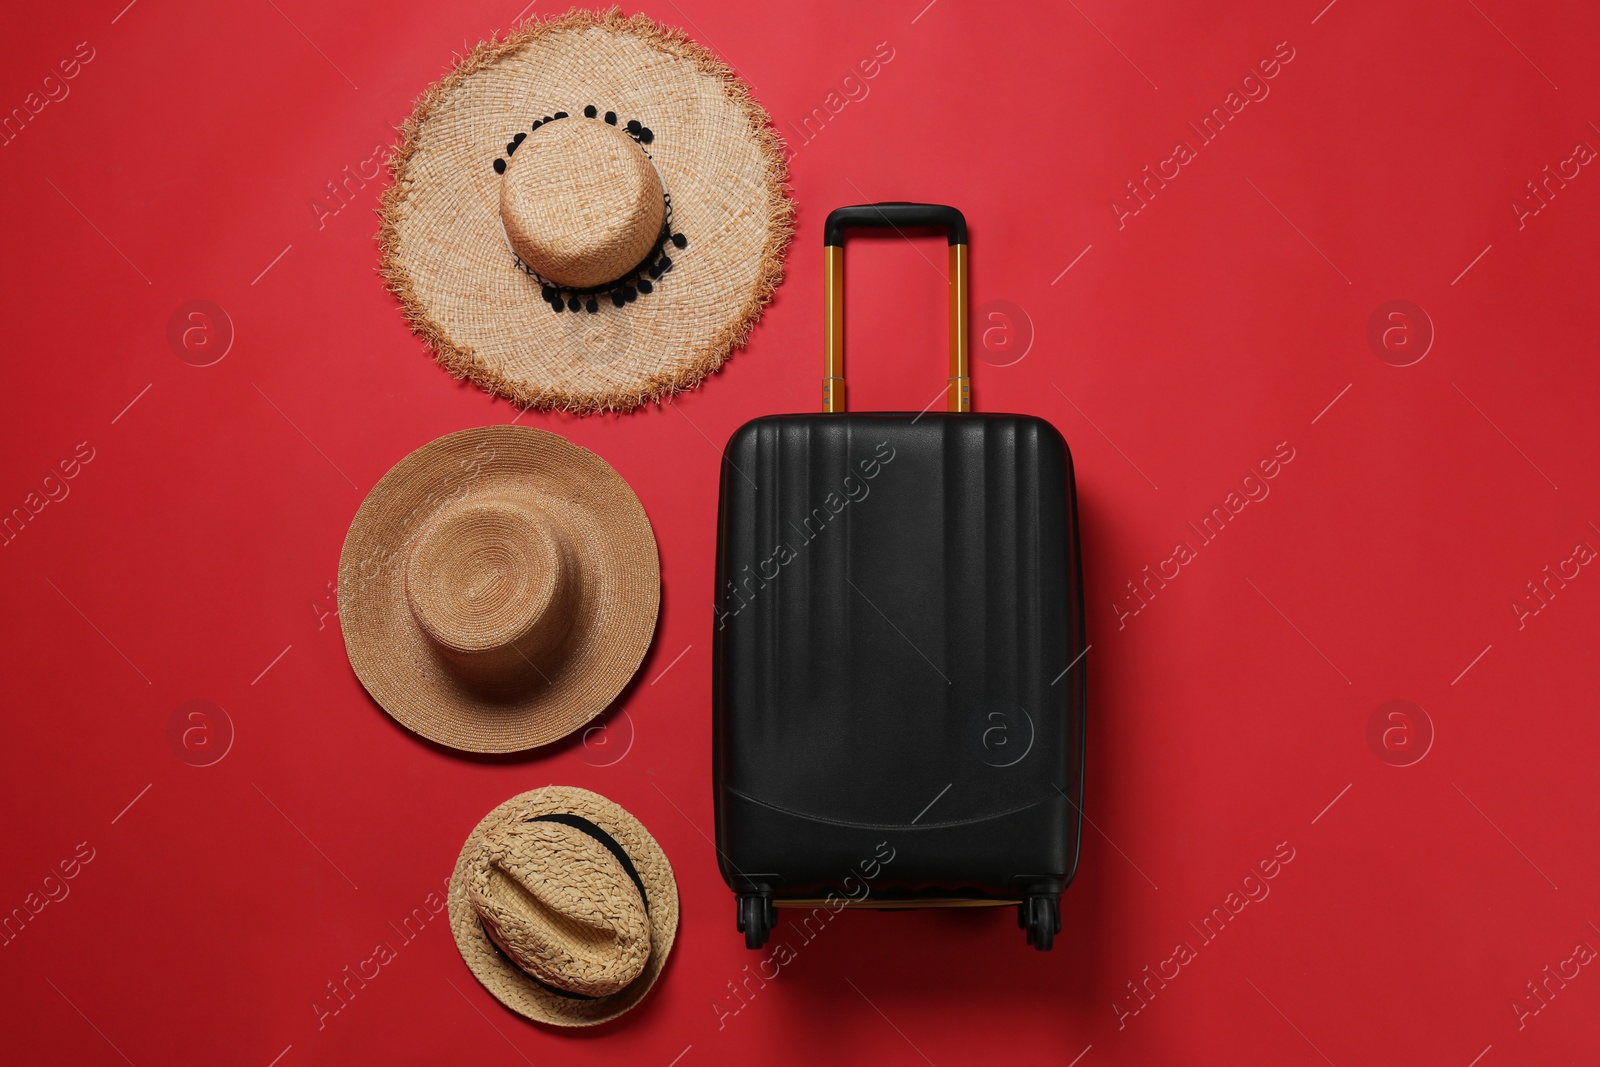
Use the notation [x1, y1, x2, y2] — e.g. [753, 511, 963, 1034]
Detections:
[3, 1, 1598, 1064]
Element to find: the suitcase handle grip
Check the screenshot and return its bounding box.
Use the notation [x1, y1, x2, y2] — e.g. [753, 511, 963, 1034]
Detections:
[820, 203, 970, 414]
[823, 203, 968, 246]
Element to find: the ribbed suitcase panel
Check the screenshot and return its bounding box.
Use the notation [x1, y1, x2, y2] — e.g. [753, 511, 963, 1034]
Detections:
[714, 413, 1084, 895]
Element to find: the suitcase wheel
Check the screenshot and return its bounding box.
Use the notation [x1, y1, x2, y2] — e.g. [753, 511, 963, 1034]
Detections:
[736, 894, 774, 950]
[1021, 895, 1060, 951]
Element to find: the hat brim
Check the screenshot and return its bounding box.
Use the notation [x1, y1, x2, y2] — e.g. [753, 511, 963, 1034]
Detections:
[449, 787, 679, 1026]
[378, 8, 793, 414]
[337, 426, 659, 753]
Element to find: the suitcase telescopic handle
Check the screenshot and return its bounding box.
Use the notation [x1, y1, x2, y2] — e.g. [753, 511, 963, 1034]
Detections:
[820, 203, 970, 414]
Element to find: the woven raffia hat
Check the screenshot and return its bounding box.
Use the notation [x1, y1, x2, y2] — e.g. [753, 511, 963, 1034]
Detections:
[337, 425, 659, 753]
[450, 787, 679, 1026]
[379, 7, 794, 414]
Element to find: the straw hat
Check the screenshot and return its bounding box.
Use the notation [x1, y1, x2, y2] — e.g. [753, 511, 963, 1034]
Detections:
[337, 426, 659, 753]
[379, 7, 794, 414]
[449, 786, 679, 1026]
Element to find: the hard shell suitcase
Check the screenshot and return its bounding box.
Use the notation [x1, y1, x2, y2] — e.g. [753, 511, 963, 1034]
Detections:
[712, 204, 1087, 951]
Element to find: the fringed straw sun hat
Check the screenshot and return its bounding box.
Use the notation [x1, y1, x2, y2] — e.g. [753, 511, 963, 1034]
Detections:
[379, 7, 794, 414]
[337, 426, 659, 753]
[449, 786, 679, 1026]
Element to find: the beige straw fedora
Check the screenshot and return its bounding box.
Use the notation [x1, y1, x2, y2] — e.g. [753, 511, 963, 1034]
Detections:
[337, 426, 659, 753]
[449, 786, 678, 1026]
[379, 7, 794, 415]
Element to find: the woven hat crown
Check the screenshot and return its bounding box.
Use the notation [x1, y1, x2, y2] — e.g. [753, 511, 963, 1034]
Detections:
[402, 489, 579, 689]
[501, 115, 667, 290]
[468, 817, 652, 998]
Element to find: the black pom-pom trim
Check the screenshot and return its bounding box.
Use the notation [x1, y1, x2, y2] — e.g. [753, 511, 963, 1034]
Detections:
[637, 279, 653, 295]
[585, 298, 599, 313]
[493, 158, 506, 174]
[620, 118, 656, 146]
[502, 108, 657, 165]
[670, 233, 687, 249]
[611, 291, 627, 308]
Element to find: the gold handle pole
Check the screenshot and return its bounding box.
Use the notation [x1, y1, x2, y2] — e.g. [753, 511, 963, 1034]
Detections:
[947, 243, 970, 412]
[823, 245, 845, 412]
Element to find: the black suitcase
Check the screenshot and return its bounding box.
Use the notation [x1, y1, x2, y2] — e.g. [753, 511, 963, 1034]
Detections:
[712, 204, 1087, 951]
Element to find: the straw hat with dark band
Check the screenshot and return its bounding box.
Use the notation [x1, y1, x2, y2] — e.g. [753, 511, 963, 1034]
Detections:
[337, 426, 659, 753]
[450, 787, 679, 1026]
[379, 7, 794, 414]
